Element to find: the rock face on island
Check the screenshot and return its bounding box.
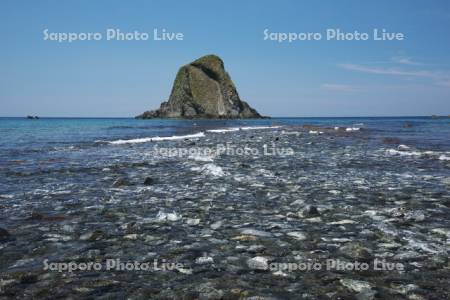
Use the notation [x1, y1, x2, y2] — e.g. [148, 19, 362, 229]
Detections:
[136, 55, 266, 119]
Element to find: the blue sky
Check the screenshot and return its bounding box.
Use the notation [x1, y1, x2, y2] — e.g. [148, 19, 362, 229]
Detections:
[1, 0, 450, 117]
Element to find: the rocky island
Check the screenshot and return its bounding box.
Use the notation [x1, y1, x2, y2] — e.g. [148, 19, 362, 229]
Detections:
[136, 55, 266, 119]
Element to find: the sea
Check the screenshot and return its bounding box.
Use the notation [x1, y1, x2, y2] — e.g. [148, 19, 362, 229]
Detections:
[0, 116, 449, 298]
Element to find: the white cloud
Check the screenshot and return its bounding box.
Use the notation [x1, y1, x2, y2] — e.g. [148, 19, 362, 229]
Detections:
[321, 83, 361, 92]
[338, 63, 450, 87]
[391, 56, 422, 66]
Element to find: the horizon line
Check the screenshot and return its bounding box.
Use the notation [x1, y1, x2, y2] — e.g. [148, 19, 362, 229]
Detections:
[0, 115, 448, 119]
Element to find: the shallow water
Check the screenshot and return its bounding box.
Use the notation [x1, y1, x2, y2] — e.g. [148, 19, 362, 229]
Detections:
[0, 117, 449, 299]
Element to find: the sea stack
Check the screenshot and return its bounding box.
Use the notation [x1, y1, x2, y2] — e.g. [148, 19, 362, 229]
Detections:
[136, 55, 266, 119]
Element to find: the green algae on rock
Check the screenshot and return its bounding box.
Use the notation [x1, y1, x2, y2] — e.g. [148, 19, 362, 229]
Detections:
[136, 55, 266, 119]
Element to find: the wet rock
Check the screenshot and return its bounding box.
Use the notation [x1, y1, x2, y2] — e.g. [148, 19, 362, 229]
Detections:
[328, 219, 356, 225]
[246, 244, 266, 253]
[382, 137, 401, 145]
[124, 233, 138, 240]
[398, 144, 410, 151]
[29, 211, 65, 221]
[303, 205, 320, 217]
[427, 253, 448, 269]
[340, 278, 373, 293]
[356, 289, 376, 300]
[388, 283, 419, 295]
[210, 221, 223, 230]
[61, 224, 76, 233]
[0, 278, 17, 292]
[247, 256, 269, 270]
[112, 177, 130, 187]
[86, 249, 101, 259]
[404, 211, 425, 222]
[186, 218, 201, 226]
[339, 243, 373, 261]
[143, 177, 155, 185]
[286, 231, 307, 241]
[156, 210, 182, 222]
[290, 199, 305, 206]
[0, 227, 11, 241]
[340, 279, 376, 300]
[393, 251, 425, 261]
[79, 229, 105, 241]
[389, 207, 406, 218]
[240, 228, 273, 238]
[231, 235, 258, 242]
[196, 282, 224, 300]
[431, 228, 450, 238]
[44, 233, 72, 242]
[195, 255, 214, 264]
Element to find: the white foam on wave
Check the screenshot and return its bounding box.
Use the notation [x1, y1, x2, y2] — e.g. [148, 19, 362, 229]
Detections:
[240, 126, 281, 130]
[206, 128, 240, 133]
[108, 132, 205, 145]
[156, 210, 182, 222]
[439, 155, 450, 161]
[309, 130, 323, 134]
[107, 125, 280, 144]
[206, 126, 281, 133]
[386, 146, 450, 162]
[345, 127, 360, 132]
[386, 149, 422, 156]
[191, 163, 226, 176]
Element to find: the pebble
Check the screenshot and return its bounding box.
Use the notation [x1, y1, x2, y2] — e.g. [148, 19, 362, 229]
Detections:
[186, 218, 201, 226]
[340, 278, 373, 293]
[246, 245, 266, 253]
[286, 232, 307, 241]
[210, 221, 223, 230]
[195, 256, 214, 265]
[240, 229, 273, 238]
[0, 228, 11, 241]
[247, 256, 269, 270]
[112, 177, 130, 187]
[328, 220, 357, 225]
[79, 230, 104, 241]
[339, 243, 373, 261]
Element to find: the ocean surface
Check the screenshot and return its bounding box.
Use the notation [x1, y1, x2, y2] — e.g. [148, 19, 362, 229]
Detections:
[0, 116, 449, 299]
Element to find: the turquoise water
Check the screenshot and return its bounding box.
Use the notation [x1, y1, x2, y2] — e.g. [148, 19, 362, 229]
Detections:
[1, 117, 449, 153]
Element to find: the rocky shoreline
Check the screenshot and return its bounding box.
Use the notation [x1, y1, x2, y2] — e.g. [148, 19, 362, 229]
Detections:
[0, 124, 449, 299]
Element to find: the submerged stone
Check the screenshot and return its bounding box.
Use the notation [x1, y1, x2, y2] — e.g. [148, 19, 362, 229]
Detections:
[143, 177, 155, 185]
[0, 227, 11, 241]
[112, 177, 130, 187]
[339, 243, 373, 261]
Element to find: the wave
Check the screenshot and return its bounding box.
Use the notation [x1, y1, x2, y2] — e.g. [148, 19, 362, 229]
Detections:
[206, 125, 281, 133]
[105, 125, 280, 145]
[206, 128, 240, 133]
[107, 132, 205, 145]
[386, 145, 450, 161]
